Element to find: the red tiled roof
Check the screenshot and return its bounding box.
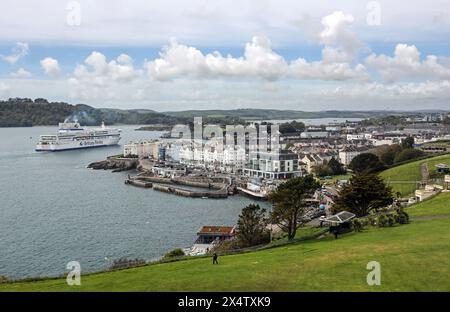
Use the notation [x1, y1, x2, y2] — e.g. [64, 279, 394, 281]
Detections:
[197, 226, 234, 235]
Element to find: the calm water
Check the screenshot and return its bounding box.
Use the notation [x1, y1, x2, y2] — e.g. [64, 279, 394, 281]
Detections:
[0, 125, 268, 280]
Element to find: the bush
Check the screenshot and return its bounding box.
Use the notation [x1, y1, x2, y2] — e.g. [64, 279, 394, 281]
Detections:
[387, 215, 395, 227]
[395, 208, 410, 224]
[368, 215, 377, 226]
[352, 218, 364, 232]
[164, 248, 185, 259]
[0, 275, 9, 284]
[377, 215, 388, 227]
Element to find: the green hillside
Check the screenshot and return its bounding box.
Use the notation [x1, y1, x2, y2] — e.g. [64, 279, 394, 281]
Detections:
[405, 191, 450, 217]
[2, 192, 449, 292]
[0, 98, 181, 127]
[379, 154, 450, 196]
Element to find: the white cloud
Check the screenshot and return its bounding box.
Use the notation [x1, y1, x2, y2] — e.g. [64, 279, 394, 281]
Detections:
[0, 0, 448, 47]
[69, 52, 142, 101]
[366, 44, 450, 82]
[0, 82, 11, 97]
[288, 59, 369, 81]
[11, 67, 32, 78]
[1, 5, 448, 110]
[319, 11, 361, 63]
[146, 30, 369, 82]
[323, 80, 450, 100]
[145, 36, 288, 81]
[40, 57, 61, 77]
[0, 42, 29, 64]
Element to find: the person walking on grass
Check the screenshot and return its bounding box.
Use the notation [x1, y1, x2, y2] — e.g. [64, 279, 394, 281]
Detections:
[212, 253, 218, 264]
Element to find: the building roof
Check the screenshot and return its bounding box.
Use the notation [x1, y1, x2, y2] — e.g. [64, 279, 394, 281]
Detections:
[340, 145, 370, 153]
[197, 226, 235, 235]
[325, 211, 356, 223]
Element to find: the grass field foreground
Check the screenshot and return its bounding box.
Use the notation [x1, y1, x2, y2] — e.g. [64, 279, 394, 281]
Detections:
[1, 193, 449, 292]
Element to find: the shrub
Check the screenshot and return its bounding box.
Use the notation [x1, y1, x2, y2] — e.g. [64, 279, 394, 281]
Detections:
[164, 248, 185, 259]
[368, 215, 377, 226]
[377, 215, 388, 227]
[0, 275, 9, 284]
[352, 218, 364, 232]
[395, 208, 410, 224]
[387, 215, 395, 227]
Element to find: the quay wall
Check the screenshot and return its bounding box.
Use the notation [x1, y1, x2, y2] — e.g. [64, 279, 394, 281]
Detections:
[152, 183, 228, 198]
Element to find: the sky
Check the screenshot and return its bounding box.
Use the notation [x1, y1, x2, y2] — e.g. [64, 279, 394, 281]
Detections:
[1, 0, 450, 111]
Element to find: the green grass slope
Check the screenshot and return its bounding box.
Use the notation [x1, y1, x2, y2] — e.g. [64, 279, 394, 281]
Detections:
[2, 194, 449, 292]
[379, 154, 450, 196]
[406, 191, 450, 217]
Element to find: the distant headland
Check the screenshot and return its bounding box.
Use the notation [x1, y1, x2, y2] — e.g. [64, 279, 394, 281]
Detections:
[1, 97, 448, 128]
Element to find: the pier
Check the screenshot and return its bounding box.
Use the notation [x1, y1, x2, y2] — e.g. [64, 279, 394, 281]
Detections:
[237, 186, 267, 199]
[125, 175, 229, 199]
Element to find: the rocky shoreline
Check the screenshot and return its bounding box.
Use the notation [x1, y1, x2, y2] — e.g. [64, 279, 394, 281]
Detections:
[87, 156, 138, 172]
[88, 156, 235, 198]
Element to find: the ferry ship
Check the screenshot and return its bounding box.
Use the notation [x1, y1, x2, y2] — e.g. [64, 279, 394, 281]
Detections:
[35, 122, 121, 151]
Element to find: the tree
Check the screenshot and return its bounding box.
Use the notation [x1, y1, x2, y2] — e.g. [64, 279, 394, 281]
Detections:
[401, 137, 415, 149]
[268, 175, 320, 240]
[328, 157, 346, 175]
[312, 162, 333, 177]
[236, 204, 270, 247]
[332, 174, 393, 217]
[376, 144, 402, 165]
[348, 153, 385, 174]
[394, 148, 425, 164]
[279, 121, 305, 134]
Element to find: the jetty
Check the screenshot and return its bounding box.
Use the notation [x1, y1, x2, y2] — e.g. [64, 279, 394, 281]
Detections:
[236, 186, 267, 199]
[125, 175, 229, 199]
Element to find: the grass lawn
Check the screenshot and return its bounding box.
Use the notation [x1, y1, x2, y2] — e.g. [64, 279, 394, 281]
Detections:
[2, 213, 449, 291]
[320, 174, 351, 184]
[406, 192, 450, 217]
[268, 225, 327, 247]
[379, 154, 450, 197]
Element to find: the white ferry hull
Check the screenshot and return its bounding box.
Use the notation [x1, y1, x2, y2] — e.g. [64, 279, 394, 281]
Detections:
[35, 122, 121, 152]
[35, 136, 120, 152]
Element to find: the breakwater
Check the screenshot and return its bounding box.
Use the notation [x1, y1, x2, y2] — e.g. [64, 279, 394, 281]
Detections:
[125, 175, 230, 198]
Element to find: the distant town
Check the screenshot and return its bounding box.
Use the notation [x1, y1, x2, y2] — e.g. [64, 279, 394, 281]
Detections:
[118, 111, 449, 199]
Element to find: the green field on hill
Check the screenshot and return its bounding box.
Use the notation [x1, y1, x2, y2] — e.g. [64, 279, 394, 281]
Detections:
[406, 191, 450, 217]
[379, 154, 450, 196]
[2, 192, 449, 292]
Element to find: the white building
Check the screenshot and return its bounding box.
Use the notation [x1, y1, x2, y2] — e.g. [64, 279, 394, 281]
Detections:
[300, 152, 335, 173]
[338, 146, 368, 166]
[300, 131, 329, 139]
[244, 150, 302, 179]
[347, 133, 372, 141]
[124, 140, 160, 158]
